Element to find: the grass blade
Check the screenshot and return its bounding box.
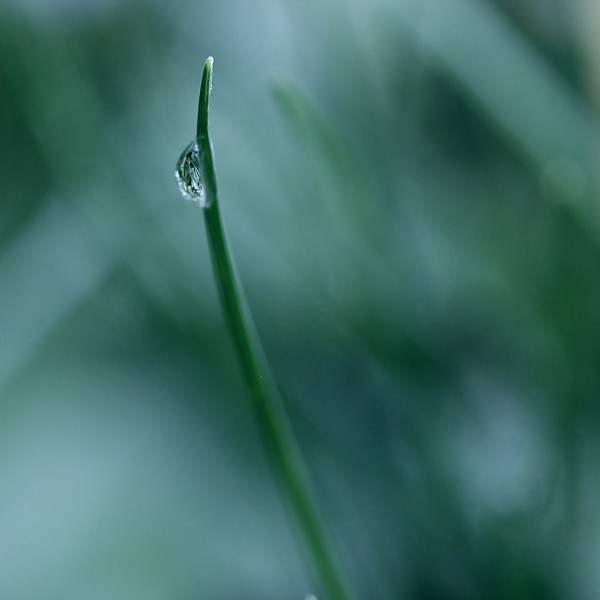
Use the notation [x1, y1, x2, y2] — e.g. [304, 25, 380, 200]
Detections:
[193, 56, 355, 600]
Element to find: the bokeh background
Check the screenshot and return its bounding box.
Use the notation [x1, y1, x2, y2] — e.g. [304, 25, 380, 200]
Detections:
[2, 0, 600, 598]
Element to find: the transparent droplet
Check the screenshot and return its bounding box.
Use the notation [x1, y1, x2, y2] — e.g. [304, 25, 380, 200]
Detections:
[175, 141, 205, 206]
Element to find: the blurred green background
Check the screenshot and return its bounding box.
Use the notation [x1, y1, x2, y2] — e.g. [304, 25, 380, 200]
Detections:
[2, 0, 600, 598]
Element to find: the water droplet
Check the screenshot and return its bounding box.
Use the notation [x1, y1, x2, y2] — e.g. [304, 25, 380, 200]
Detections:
[175, 141, 205, 206]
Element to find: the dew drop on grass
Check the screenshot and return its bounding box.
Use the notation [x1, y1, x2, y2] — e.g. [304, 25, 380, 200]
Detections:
[175, 141, 205, 206]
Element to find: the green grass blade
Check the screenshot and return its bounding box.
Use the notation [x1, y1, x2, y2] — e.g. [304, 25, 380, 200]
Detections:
[193, 56, 355, 600]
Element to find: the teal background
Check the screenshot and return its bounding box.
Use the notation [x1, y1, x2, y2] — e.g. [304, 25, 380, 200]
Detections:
[1, 0, 600, 598]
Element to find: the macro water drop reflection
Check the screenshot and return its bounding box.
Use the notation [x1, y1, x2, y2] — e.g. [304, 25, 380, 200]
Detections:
[175, 141, 205, 206]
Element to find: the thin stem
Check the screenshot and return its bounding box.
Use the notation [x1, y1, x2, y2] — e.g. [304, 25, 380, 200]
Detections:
[194, 57, 355, 600]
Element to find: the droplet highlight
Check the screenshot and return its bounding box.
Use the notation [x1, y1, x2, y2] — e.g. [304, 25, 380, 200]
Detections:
[175, 141, 205, 206]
